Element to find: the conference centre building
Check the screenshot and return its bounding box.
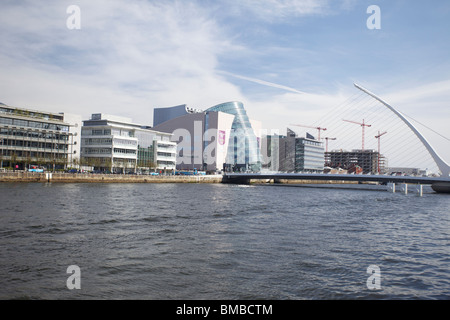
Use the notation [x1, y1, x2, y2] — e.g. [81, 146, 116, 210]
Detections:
[152, 102, 262, 173]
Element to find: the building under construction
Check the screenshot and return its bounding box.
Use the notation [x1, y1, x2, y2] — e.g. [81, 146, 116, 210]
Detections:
[325, 149, 386, 174]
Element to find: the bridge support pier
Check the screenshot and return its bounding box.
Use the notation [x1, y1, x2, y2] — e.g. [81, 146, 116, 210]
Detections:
[400, 184, 408, 195]
[387, 183, 396, 193]
[415, 185, 423, 197]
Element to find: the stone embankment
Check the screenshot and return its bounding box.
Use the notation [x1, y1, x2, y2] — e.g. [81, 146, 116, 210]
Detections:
[0, 172, 223, 183]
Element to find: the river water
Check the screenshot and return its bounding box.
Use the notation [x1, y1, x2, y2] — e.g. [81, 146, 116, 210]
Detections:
[0, 182, 449, 300]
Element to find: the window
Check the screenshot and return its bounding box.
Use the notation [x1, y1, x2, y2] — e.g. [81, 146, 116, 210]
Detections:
[113, 148, 136, 155]
[0, 117, 13, 125]
[83, 148, 112, 154]
[13, 119, 27, 127]
[92, 130, 103, 135]
[113, 138, 137, 146]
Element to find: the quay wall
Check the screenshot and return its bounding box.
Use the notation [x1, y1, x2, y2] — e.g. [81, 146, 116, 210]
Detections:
[0, 172, 366, 185]
[0, 172, 224, 184]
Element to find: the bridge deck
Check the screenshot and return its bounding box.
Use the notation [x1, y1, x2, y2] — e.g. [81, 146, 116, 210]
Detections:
[223, 173, 450, 185]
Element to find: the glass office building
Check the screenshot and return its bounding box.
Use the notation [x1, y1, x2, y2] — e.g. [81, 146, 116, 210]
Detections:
[0, 103, 76, 170]
[276, 128, 325, 173]
[206, 102, 261, 172]
[294, 137, 325, 172]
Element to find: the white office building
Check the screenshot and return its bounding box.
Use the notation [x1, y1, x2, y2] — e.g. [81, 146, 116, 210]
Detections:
[81, 113, 176, 173]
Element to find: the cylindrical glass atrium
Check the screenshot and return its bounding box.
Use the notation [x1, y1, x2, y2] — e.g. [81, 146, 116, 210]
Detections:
[207, 102, 261, 172]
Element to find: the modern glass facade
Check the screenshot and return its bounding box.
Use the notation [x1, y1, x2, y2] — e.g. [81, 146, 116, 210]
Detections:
[275, 129, 325, 173]
[206, 102, 261, 172]
[0, 104, 73, 170]
[294, 138, 325, 173]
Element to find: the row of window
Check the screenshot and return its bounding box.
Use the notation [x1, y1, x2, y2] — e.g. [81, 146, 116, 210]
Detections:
[297, 160, 325, 167]
[157, 152, 175, 158]
[81, 137, 139, 146]
[0, 149, 68, 159]
[81, 148, 141, 155]
[109, 159, 136, 165]
[82, 148, 111, 155]
[298, 153, 324, 159]
[0, 128, 69, 141]
[0, 117, 69, 132]
[114, 138, 137, 146]
[82, 138, 113, 145]
[92, 129, 111, 136]
[113, 148, 137, 155]
[112, 129, 135, 138]
[82, 149, 175, 158]
[82, 128, 137, 138]
[82, 129, 111, 136]
[0, 107, 64, 121]
[0, 140, 68, 150]
[157, 145, 177, 153]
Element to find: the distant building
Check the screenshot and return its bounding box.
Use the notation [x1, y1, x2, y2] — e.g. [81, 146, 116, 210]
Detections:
[266, 128, 324, 173]
[153, 104, 203, 127]
[0, 102, 79, 170]
[325, 149, 384, 174]
[153, 102, 262, 173]
[387, 167, 431, 176]
[81, 113, 176, 173]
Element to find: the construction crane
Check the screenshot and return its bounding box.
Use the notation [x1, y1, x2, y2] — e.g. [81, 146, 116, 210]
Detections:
[342, 119, 372, 151]
[290, 124, 327, 140]
[375, 131, 387, 173]
[321, 137, 337, 153]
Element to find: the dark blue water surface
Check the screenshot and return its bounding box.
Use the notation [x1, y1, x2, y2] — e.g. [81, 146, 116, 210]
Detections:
[0, 182, 449, 299]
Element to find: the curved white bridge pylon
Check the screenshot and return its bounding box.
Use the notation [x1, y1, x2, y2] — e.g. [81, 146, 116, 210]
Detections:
[354, 83, 450, 177]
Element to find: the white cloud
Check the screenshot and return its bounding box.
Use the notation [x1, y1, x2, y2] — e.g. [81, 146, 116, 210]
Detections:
[226, 0, 328, 20]
[0, 0, 244, 124]
[222, 0, 356, 21]
[218, 71, 307, 94]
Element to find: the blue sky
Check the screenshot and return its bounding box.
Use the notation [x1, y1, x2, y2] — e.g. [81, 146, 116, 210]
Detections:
[1, 0, 449, 166]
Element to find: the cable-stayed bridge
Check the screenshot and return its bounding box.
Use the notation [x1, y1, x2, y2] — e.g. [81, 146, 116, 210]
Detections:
[224, 84, 450, 194]
[222, 172, 450, 194]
